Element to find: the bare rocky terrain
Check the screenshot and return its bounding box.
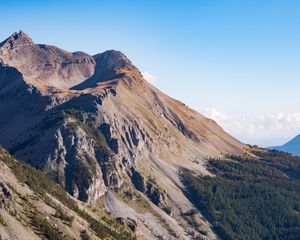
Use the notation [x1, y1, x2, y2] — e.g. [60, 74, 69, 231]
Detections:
[0, 31, 244, 239]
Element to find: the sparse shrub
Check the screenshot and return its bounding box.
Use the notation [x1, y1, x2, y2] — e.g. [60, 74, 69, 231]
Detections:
[80, 229, 91, 240]
[54, 206, 74, 225]
[162, 206, 172, 215]
[0, 214, 6, 226]
[31, 214, 66, 240]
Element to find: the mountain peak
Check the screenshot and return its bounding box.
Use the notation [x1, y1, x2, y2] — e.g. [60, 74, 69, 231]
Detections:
[0, 32, 141, 91]
[285, 134, 300, 146]
[0, 31, 34, 48]
[94, 50, 135, 71]
[269, 133, 300, 156]
[71, 50, 141, 90]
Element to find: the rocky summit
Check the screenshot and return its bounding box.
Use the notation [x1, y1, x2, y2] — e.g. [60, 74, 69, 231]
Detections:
[0, 31, 243, 239]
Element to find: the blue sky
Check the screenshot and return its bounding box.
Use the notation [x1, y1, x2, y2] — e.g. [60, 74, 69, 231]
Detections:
[1, 0, 300, 146]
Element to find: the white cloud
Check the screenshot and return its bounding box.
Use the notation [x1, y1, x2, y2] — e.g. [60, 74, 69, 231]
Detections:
[142, 72, 160, 84]
[204, 108, 228, 122]
[203, 108, 300, 147]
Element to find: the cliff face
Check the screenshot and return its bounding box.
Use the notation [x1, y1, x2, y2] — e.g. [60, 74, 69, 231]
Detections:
[0, 31, 243, 239]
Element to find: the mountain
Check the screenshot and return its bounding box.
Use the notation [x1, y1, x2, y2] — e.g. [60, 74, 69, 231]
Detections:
[0, 31, 243, 239]
[269, 134, 300, 156]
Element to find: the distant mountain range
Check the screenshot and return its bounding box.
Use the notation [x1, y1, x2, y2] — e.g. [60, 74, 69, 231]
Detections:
[269, 134, 300, 156]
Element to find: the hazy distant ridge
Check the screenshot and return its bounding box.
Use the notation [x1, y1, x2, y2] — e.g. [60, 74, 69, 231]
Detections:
[269, 134, 300, 156]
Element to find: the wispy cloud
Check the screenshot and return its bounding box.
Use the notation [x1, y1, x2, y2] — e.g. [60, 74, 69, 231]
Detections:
[142, 72, 160, 84]
[204, 108, 300, 147]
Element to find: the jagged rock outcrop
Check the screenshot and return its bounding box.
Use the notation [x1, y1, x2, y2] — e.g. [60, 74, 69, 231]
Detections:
[0, 31, 243, 239]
